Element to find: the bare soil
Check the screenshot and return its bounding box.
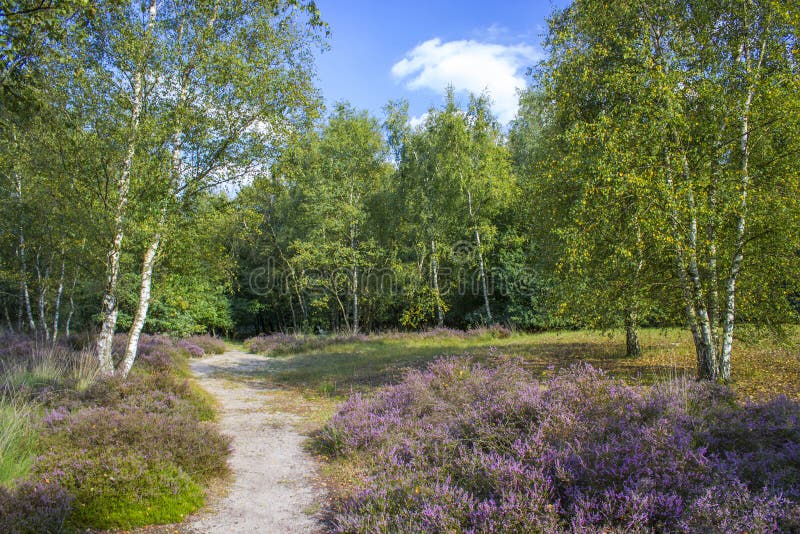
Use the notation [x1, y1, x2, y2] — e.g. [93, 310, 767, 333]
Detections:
[183, 350, 324, 533]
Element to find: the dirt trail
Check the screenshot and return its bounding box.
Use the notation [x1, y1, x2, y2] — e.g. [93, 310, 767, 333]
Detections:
[185, 350, 323, 533]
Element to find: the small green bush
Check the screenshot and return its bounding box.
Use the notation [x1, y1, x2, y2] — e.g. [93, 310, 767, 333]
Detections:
[35, 448, 203, 529]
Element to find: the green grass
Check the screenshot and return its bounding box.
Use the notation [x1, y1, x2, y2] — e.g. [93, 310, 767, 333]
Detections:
[252, 327, 800, 402]
[0, 397, 36, 485]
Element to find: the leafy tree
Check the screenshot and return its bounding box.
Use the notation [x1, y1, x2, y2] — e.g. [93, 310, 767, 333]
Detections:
[537, 0, 800, 378]
[273, 103, 390, 333]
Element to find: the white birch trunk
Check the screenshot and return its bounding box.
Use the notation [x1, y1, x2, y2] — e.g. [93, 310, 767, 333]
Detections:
[431, 240, 444, 326]
[123, 49, 194, 375]
[351, 222, 359, 334]
[467, 190, 492, 323]
[65, 271, 78, 339]
[121, 228, 162, 376]
[719, 35, 766, 382]
[19, 242, 35, 333]
[96, 0, 156, 374]
[34, 253, 50, 341]
[52, 257, 65, 343]
[15, 175, 36, 333]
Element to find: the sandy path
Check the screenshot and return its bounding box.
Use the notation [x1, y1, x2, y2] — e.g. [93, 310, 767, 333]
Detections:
[184, 351, 323, 534]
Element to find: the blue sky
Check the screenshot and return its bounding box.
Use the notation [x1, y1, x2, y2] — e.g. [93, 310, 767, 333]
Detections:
[313, 0, 569, 126]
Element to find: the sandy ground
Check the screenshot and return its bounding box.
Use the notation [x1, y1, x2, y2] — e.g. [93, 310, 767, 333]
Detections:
[182, 351, 324, 534]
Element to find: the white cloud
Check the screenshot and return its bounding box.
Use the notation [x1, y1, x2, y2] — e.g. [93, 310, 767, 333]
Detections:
[407, 112, 429, 130]
[391, 38, 541, 124]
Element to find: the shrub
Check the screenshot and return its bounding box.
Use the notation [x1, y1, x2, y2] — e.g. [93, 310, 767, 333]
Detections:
[473, 324, 512, 339]
[244, 333, 304, 354]
[0, 480, 73, 534]
[70, 371, 215, 424]
[0, 333, 230, 531]
[177, 339, 205, 358]
[40, 406, 230, 482]
[315, 359, 800, 533]
[34, 448, 203, 530]
[185, 335, 227, 355]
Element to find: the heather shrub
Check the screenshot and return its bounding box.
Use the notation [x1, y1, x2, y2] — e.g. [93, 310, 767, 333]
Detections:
[112, 333, 186, 374]
[0, 333, 38, 360]
[185, 334, 227, 355]
[33, 448, 203, 529]
[40, 405, 230, 482]
[0, 333, 229, 530]
[469, 324, 513, 339]
[243, 333, 370, 355]
[315, 359, 800, 533]
[0, 480, 73, 534]
[414, 327, 468, 339]
[78, 371, 217, 422]
[177, 339, 205, 358]
[244, 332, 299, 354]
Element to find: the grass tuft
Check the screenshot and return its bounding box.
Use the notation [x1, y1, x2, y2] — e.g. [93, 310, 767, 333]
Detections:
[0, 396, 36, 485]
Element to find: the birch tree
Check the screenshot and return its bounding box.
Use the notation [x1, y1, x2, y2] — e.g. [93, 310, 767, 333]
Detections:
[407, 91, 515, 326]
[119, 0, 325, 375]
[274, 103, 389, 334]
[539, 0, 800, 379]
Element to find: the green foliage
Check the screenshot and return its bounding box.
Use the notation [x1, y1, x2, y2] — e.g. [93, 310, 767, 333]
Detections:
[35, 449, 203, 530]
[523, 0, 800, 375]
[0, 397, 35, 485]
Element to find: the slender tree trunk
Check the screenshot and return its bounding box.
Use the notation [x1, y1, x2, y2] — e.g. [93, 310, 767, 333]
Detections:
[52, 256, 65, 343]
[718, 34, 766, 382]
[15, 175, 35, 333]
[96, 73, 143, 373]
[351, 222, 359, 334]
[19, 245, 35, 333]
[706, 163, 721, 352]
[625, 221, 645, 358]
[625, 308, 641, 357]
[431, 240, 444, 326]
[683, 164, 718, 379]
[16, 278, 22, 332]
[96, 0, 156, 374]
[665, 149, 717, 380]
[64, 241, 82, 339]
[268, 220, 307, 329]
[4, 305, 12, 333]
[123, 65, 185, 375]
[65, 271, 77, 339]
[121, 226, 162, 377]
[467, 190, 492, 323]
[288, 289, 298, 333]
[34, 252, 51, 341]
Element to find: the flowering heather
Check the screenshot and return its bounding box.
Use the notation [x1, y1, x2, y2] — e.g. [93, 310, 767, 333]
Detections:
[315, 359, 800, 533]
[185, 334, 227, 355]
[244, 333, 370, 355]
[177, 339, 206, 358]
[0, 333, 230, 530]
[0, 480, 73, 533]
[0, 333, 37, 359]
